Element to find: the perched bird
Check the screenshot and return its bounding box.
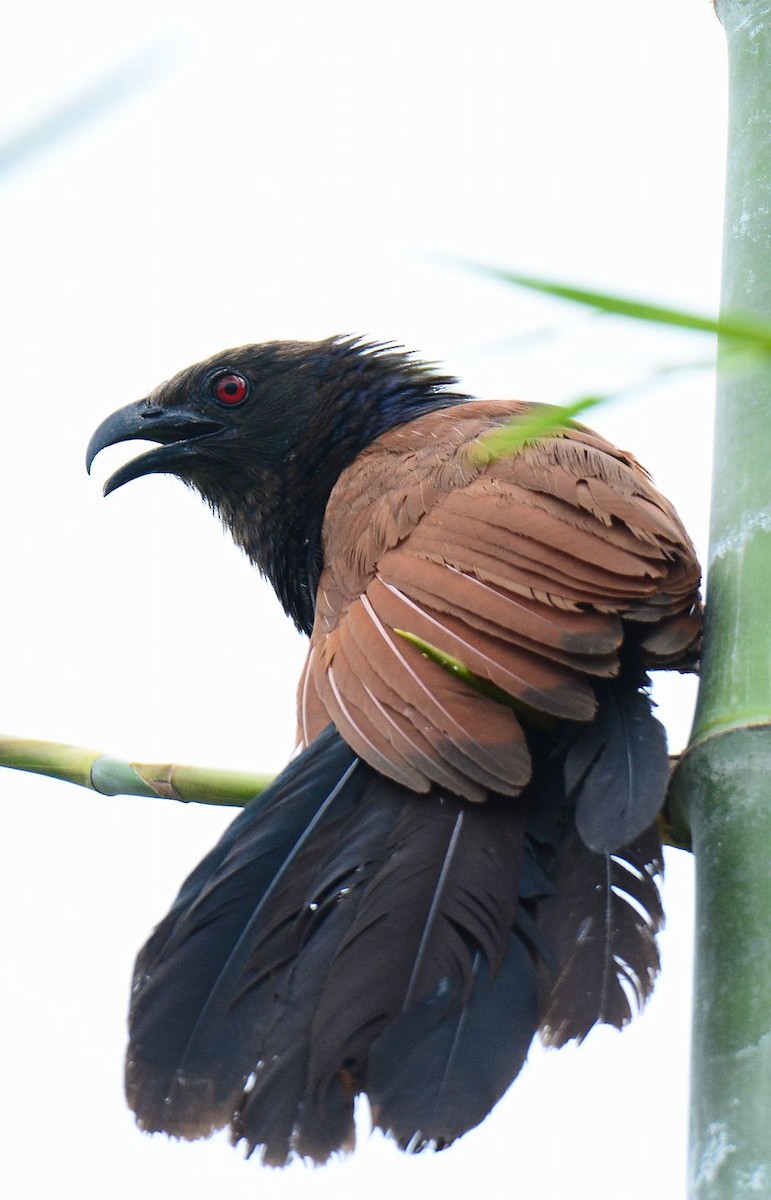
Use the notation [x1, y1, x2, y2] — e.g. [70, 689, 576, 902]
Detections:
[87, 337, 701, 1167]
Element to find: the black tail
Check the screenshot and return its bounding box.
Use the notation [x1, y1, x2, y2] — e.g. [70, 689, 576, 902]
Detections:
[127, 682, 666, 1166]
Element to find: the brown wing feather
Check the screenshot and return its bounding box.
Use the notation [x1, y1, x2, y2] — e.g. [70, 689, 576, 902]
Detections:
[375, 558, 623, 682]
[368, 575, 598, 719]
[299, 400, 701, 800]
[314, 592, 530, 799]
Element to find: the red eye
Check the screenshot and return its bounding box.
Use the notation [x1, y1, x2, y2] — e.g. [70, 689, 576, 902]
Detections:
[213, 372, 249, 406]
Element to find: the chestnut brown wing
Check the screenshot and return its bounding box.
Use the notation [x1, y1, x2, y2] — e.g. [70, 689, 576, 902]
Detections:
[299, 400, 700, 801]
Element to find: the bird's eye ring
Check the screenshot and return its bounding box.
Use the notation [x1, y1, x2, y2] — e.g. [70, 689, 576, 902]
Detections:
[212, 371, 249, 406]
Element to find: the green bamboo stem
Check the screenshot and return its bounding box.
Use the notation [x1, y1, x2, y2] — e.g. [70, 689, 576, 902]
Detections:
[671, 2, 771, 1195]
[0, 734, 272, 807]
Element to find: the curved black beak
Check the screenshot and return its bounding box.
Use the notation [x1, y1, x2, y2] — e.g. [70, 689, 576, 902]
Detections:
[86, 400, 224, 495]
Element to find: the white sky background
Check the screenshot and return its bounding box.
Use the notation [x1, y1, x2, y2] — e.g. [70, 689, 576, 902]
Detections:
[1, 2, 726, 1197]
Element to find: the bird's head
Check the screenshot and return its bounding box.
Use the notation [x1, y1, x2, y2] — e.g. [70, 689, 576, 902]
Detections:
[87, 336, 464, 632]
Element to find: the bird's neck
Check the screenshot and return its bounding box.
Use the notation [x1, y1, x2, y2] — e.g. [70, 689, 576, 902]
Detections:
[217, 401, 467, 634]
[209, 469, 323, 636]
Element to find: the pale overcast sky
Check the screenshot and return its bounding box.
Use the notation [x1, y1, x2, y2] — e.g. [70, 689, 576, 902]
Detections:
[2, 3, 725, 1198]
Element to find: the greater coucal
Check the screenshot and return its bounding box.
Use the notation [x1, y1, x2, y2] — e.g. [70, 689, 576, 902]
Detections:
[87, 337, 701, 1166]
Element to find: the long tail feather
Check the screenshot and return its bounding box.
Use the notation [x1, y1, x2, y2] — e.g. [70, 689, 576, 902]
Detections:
[126, 727, 361, 1137]
[537, 823, 664, 1046]
[565, 675, 670, 852]
[126, 728, 542, 1164]
[126, 698, 668, 1165]
[368, 934, 537, 1150]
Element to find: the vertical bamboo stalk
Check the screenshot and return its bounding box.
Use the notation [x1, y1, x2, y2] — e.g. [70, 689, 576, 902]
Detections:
[672, 2, 771, 1195]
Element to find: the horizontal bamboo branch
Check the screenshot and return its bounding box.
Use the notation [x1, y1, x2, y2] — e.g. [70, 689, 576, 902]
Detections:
[0, 732, 689, 849]
[0, 734, 272, 807]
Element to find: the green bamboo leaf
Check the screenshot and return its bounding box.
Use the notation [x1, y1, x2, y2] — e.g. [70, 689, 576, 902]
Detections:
[470, 396, 603, 464]
[465, 263, 771, 351]
[0, 45, 173, 180]
[393, 628, 556, 730]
